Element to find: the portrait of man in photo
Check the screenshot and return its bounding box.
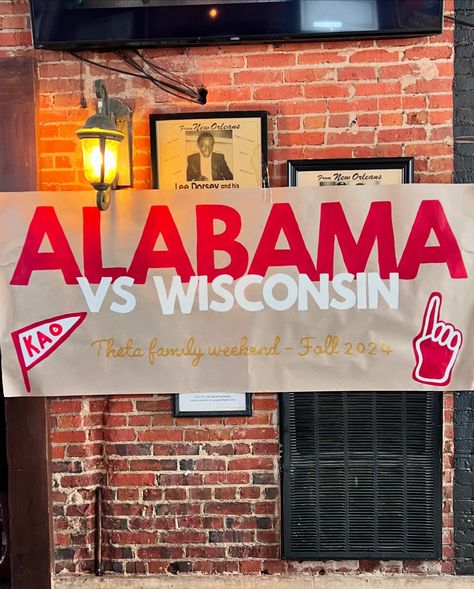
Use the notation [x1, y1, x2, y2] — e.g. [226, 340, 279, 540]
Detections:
[186, 131, 234, 181]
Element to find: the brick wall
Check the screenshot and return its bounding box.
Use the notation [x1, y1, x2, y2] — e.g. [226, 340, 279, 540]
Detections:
[10, 1, 453, 190]
[453, 392, 474, 574]
[0, 0, 457, 578]
[50, 393, 455, 576]
[454, 0, 474, 182]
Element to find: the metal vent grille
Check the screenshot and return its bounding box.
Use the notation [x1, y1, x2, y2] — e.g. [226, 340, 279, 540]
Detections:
[281, 392, 442, 560]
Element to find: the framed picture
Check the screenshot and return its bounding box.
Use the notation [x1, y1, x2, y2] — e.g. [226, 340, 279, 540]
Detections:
[287, 157, 414, 187]
[173, 393, 252, 417]
[150, 111, 268, 190]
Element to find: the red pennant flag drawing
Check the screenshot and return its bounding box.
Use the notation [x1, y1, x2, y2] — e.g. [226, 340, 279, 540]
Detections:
[11, 312, 87, 393]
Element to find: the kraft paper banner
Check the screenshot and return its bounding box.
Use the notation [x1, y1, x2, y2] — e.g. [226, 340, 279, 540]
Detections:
[0, 185, 473, 397]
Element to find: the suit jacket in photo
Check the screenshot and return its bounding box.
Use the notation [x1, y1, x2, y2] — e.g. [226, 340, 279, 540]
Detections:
[186, 152, 233, 181]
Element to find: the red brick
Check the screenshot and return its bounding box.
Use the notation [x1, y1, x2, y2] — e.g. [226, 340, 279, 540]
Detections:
[430, 158, 454, 172]
[195, 458, 226, 471]
[355, 81, 402, 96]
[188, 487, 212, 500]
[51, 446, 65, 460]
[186, 428, 231, 442]
[215, 487, 236, 500]
[378, 128, 426, 143]
[228, 457, 275, 471]
[138, 429, 182, 442]
[200, 55, 246, 69]
[109, 473, 156, 487]
[327, 130, 376, 145]
[149, 413, 175, 426]
[381, 113, 404, 126]
[254, 85, 302, 101]
[204, 472, 250, 485]
[162, 531, 207, 544]
[231, 427, 277, 440]
[379, 64, 418, 79]
[405, 78, 453, 94]
[159, 473, 202, 486]
[255, 502, 277, 515]
[240, 560, 262, 573]
[50, 399, 82, 415]
[0, 31, 31, 46]
[298, 52, 346, 65]
[51, 430, 87, 444]
[240, 487, 261, 500]
[110, 531, 157, 545]
[358, 113, 380, 127]
[429, 127, 453, 142]
[252, 443, 279, 456]
[403, 46, 453, 60]
[404, 143, 452, 157]
[234, 70, 282, 85]
[349, 49, 400, 63]
[304, 84, 351, 98]
[429, 94, 453, 109]
[402, 96, 428, 109]
[285, 67, 334, 83]
[278, 131, 324, 147]
[207, 87, 252, 103]
[60, 474, 102, 488]
[205, 502, 252, 515]
[280, 100, 327, 114]
[429, 110, 453, 125]
[338, 66, 376, 81]
[244, 414, 274, 426]
[117, 489, 140, 501]
[252, 396, 278, 410]
[186, 545, 224, 559]
[142, 489, 163, 501]
[57, 415, 82, 429]
[246, 53, 296, 68]
[378, 96, 402, 110]
[136, 399, 172, 412]
[330, 98, 378, 113]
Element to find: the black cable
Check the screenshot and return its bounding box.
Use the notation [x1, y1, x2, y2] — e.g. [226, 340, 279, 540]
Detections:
[115, 50, 200, 102]
[116, 50, 207, 103]
[119, 50, 202, 100]
[69, 50, 207, 105]
[134, 50, 197, 94]
[115, 50, 196, 98]
[444, 14, 474, 28]
[70, 51, 150, 79]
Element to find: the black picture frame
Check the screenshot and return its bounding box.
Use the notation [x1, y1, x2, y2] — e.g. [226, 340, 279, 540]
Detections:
[150, 111, 268, 190]
[287, 156, 414, 187]
[173, 393, 253, 418]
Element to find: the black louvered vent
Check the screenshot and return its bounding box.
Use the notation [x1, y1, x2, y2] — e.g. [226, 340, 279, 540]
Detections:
[281, 392, 442, 560]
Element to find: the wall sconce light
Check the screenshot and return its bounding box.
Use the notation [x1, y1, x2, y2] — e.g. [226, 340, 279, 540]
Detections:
[76, 79, 132, 211]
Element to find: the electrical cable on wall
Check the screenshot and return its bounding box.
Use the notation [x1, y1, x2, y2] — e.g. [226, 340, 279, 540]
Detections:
[70, 50, 208, 105]
[444, 14, 474, 28]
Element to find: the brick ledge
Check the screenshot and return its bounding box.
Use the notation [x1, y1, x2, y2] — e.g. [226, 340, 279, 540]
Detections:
[54, 574, 474, 589]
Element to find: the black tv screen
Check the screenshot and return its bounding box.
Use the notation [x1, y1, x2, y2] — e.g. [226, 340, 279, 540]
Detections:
[30, 0, 444, 51]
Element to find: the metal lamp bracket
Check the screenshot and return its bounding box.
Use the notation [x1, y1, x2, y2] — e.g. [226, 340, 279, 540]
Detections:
[94, 79, 134, 198]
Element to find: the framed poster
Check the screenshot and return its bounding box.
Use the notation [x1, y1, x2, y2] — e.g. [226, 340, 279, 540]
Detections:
[150, 111, 268, 190]
[287, 157, 414, 187]
[173, 393, 252, 417]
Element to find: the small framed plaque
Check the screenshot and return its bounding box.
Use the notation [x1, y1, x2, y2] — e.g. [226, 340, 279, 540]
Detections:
[287, 156, 414, 187]
[173, 393, 252, 417]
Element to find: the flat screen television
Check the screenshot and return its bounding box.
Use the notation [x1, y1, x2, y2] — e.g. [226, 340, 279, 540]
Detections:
[30, 0, 444, 51]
